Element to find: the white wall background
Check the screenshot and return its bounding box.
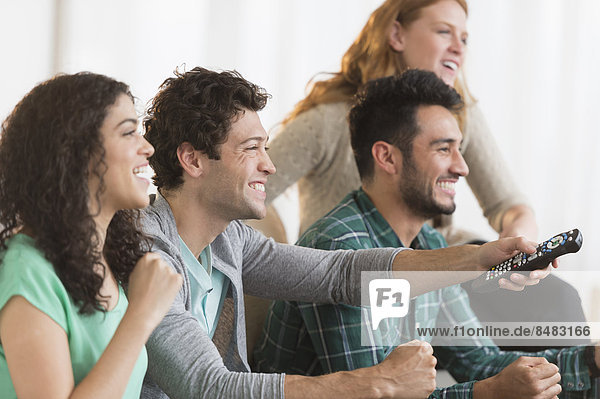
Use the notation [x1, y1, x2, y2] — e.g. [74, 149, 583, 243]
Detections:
[1, 0, 600, 315]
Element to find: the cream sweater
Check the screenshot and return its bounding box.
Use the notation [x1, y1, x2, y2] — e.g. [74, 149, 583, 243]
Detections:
[265, 101, 528, 243]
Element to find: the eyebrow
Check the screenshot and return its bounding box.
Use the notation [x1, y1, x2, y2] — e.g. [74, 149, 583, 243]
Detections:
[239, 135, 268, 145]
[434, 20, 468, 37]
[430, 138, 463, 146]
[115, 118, 138, 128]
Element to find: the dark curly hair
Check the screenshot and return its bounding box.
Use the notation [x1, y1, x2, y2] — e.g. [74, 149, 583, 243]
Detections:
[0, 72, 150, 314]
[349, 69, 464, 181]
[144, 67, 271, 191]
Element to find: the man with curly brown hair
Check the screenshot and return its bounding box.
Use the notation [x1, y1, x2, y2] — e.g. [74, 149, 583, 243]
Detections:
[139, 67, 544, 399]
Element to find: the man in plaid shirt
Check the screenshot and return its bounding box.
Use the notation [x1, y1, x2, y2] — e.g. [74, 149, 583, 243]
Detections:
[253, 70, 596, 398]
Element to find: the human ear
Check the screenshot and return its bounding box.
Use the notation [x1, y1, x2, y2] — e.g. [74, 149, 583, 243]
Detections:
[176, 142, 203, 178]
[388, 21, 406, 52]
[372, 141, 401, 176]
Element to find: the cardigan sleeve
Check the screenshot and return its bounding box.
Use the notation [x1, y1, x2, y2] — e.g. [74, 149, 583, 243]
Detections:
[265, 103, 346, 203]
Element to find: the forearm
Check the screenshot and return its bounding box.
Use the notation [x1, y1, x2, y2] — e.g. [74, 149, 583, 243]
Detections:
[392, 246, 480, 272]
[285, 341, 436, 399]
[284, 369, 383, 399]
[391, 246, 481, 296]
[499, 204, 538, 240]
[391, 237, 537, 296]
[239, 226, 400, 305]
[70, 309, 153, 398]
[473, 377, 498, 399]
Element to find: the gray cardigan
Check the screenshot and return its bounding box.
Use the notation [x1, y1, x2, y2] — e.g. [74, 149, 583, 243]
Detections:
[140, 193, 400, 398]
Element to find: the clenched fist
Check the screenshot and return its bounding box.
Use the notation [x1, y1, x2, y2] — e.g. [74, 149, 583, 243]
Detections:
[127, 252, 183, 332]
[376, 340, 437, 398]
[474, 356, 561, 399]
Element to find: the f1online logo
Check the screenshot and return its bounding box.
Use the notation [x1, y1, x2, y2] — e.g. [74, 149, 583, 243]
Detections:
[369, 279, 410, 330]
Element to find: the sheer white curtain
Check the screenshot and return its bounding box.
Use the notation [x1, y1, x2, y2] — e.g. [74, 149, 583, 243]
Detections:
[460, 0, 600, 316]
[459, 0, 600, 252]
[1, 0, 599, 311]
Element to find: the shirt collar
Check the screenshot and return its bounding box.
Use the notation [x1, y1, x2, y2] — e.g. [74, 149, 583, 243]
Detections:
[354, 188, 431, 250]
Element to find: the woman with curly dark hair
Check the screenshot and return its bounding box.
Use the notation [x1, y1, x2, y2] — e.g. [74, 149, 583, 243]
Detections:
[0, 72, 182, 398]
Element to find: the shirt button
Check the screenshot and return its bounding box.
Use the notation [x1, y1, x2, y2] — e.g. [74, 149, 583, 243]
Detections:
[578, 382, 585, 388]
[567, 382, 574, 388]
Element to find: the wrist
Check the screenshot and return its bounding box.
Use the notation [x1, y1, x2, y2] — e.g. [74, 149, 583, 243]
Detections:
[122, 306, 158, 338]
[285, 370, 381, 399]
[500, 205, 538, 239]
[472, 244, 490, 271]
[473, 376, 498, 399]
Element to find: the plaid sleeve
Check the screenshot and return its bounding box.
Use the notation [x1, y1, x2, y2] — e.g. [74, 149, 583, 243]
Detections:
[554, 346, 595, 397]
[429, 382, 474, 399]
[252, 300, 311, 374]
[430, 376, 597, 399]
[252, 297, 392, 375]
[297, 302, 390, 373]
[432, 285, 595, 397]
[435, 345, 596, 398]
[434, 285, 502, 383]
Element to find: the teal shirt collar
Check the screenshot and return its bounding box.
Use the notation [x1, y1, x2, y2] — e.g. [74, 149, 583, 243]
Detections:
[179, 236, 213, 294]
[179, 236, 229, 338]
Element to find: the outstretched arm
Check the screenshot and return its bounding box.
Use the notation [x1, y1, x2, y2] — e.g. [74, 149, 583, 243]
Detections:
[391, 236, 538, 294]
[392, 236, 536, 273]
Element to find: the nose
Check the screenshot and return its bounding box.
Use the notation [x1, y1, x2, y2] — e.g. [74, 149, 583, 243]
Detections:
[450, 150, 468, 177]
[260, 150, 276, 175]
[449, 34, 466, 57]
[139, 135, 155, 158]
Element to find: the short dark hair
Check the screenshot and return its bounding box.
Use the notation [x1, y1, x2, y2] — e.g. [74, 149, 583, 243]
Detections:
[348, 69, 464, 181]
[144, 67, 271, 191]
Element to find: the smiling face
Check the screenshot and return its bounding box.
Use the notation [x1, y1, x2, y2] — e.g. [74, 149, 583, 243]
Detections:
[201, 109, 276, 222]
[89, 93, 154, 218]
[390, 0, 468, 86]
[398, 105, 468, 218]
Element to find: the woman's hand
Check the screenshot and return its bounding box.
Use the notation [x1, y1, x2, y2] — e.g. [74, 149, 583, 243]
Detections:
[499, 204, 538, 241]
[126, 252, 183, 332]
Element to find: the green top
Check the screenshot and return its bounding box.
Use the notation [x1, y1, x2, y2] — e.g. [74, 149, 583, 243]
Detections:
[0, 234, 147, 398]
[253, 188, 594, 398]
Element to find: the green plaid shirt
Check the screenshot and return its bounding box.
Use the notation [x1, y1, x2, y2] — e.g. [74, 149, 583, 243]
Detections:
[253, 189, 594, 398]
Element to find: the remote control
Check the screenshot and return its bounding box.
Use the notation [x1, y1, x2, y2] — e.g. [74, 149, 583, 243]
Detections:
[471, 229, 583, 293]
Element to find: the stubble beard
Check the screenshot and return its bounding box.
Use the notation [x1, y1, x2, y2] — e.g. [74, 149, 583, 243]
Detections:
[400, 160, 456, 219]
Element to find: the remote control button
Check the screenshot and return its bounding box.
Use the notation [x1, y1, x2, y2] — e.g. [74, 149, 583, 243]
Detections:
[547, 235, 564, 249]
